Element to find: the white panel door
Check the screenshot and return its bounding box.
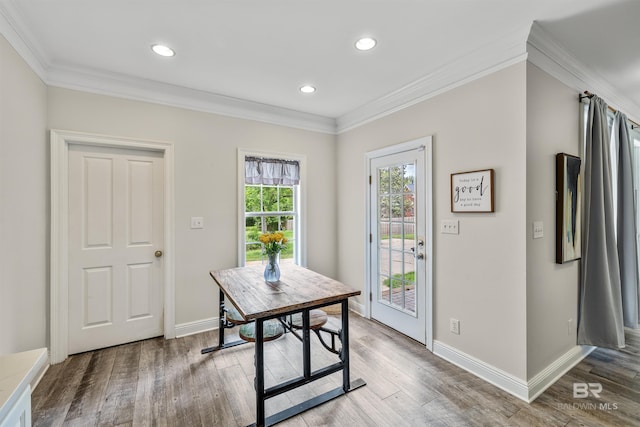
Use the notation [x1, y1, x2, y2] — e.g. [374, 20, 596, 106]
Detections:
[370, 147, 428, 343]
[68, 145, 164, 354]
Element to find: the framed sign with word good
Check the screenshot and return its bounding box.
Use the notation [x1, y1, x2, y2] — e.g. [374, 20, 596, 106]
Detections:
[450, 169, 494, 213]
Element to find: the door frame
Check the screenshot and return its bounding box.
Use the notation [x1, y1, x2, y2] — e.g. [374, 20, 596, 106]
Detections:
[50, 129, 175, 363]
[365, 136, 433, 351]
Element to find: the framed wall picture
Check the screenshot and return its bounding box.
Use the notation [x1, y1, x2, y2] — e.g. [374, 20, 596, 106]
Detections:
[450, 169, 494, 213]
[556, 153, 581, 264]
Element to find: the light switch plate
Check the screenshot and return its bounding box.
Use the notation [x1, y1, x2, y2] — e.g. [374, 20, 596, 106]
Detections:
[533, 221, 543, 239]
[441, 219, 459, 235]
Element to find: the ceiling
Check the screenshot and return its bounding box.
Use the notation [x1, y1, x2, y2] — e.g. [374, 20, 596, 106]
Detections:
[0, 0, 638, 133]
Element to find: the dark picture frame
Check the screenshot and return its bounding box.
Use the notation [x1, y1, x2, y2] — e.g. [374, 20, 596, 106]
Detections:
[556, 153, 582, 264]
[450, 169, 495, 213]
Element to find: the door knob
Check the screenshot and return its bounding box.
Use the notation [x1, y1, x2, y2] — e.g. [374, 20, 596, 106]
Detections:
[155, 250, 163, 258]
[416, 253, 425, 260]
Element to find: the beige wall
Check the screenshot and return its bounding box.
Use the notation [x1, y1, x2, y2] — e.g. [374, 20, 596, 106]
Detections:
[526, 63, 581, 378]
[336, 62, 528, 379]
[0, 26, 586, 388]
[0, 35, 48, 355]
[47, 87, 337, 326]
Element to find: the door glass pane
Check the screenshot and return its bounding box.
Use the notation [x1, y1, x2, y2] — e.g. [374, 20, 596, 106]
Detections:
[390, 166, 402, 193]
[376, 161, 419, 316]
[404, 193, 415, 223]
[379, 276, 390, 303]
[379, 196, 390, 220]
[378, 167, 390, 194]
[403, 256, 416, 313]
[379, 223, 390, 248]
[404, 163, 415, 192]
[391, 195, 402, 219]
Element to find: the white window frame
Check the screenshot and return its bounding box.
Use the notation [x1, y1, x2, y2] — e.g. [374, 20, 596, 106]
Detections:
[237, 149, 307, 267]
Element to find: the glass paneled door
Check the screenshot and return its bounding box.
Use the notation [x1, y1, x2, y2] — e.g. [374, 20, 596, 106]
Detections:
[370, 145, 428, 344]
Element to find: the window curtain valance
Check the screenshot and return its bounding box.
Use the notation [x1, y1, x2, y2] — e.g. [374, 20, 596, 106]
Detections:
[245, 156, 300, 185]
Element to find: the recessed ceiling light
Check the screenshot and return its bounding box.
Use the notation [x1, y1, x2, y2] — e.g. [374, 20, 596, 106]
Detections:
[355, 37, 377, 51]
[300, 85, 316, 94]
[151, 44, 175, 57]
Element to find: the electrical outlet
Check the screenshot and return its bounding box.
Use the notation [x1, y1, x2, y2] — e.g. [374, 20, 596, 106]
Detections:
[441, 219, 459, 235]
[450, 318, 460, 335]
[191, 216, 204, 229]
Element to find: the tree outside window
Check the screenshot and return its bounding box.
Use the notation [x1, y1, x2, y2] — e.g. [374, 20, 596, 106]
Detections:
[244, 184, 296, 264]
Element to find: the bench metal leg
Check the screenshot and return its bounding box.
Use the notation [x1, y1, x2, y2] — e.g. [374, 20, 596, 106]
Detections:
[201, 289, 247, 354]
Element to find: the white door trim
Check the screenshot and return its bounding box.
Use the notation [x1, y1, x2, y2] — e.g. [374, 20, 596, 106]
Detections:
[50, 129, 175, 363]
[365, 136, 433, 351]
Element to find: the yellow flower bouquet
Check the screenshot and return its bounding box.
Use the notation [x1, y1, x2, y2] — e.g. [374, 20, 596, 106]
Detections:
[259, 231, 288, 256]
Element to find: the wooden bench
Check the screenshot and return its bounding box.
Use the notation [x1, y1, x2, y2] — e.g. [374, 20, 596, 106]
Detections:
[289, 309, 328, 330]
[224, 303, 249, 325]
[239, 319, 285, 342]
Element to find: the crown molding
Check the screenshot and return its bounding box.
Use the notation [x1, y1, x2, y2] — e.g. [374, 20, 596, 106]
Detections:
[11, 5, 627, 137]
[336, 25, 531, 133]
[0, 2, 336, 135]
[528, 21, 640, 125]
[46, 64, 337, 134]
[1, 1, 530, 136]
[0, 1, 48, 80]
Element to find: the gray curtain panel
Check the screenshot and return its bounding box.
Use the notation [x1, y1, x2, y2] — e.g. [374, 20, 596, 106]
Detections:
[614, 111, 640, 329]
[578, 96, 625, 348]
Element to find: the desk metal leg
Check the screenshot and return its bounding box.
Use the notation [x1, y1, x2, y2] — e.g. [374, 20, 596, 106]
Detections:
[302, 309, 311, 378]
[218, 289, 226, 347]
[255, 318, 265, 427]
[341, 299, 350, 392]
[247, 299, 365, 427]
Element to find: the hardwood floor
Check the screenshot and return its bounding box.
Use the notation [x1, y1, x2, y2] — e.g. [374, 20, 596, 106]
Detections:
[31, 315, 640, 426]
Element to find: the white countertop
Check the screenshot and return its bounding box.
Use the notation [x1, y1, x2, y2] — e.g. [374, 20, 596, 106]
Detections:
[0, 348, 48, 422]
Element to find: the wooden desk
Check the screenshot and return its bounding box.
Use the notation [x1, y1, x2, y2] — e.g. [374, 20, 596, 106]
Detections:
[203, 264, 365, 427]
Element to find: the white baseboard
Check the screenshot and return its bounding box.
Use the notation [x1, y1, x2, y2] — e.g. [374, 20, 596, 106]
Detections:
[31, 350, 49, 389]
[349, 300, 366, 317]
[433, 340, 530, 401]
[174, 317, 218, 338]
[433, 340, 597, 403]
[527, 344, 596, 402]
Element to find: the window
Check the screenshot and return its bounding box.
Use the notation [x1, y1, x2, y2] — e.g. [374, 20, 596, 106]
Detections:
[239, 152, 304, 266]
